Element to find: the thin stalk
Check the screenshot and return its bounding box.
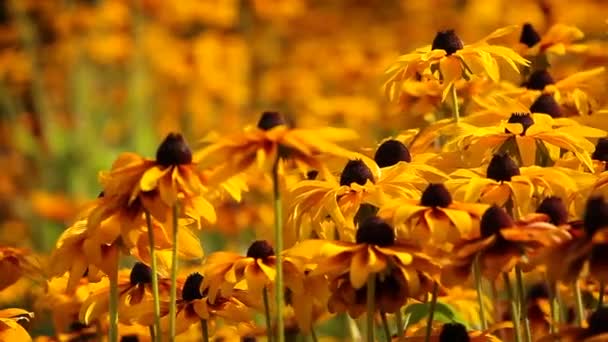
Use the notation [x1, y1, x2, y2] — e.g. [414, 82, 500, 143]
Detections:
[272, 156, 285, 342]
[504, 273, 522, 342]
[424, 282, 439, 342]
[450, 83, 460, 123]
[395, 309, 405, 342]
[310, 327, 319, 342]
[547, 282, 558, 334]
[149, 326, 155, 341]
[109, 274, 119, 342]
[201, 319, 209, 342]
[599, 281, 605, 309]
[380, 311, 391, 342]
[347, 315, 362, 342]
[169, 203, 179, 341]
[516, 267, 532, 342]
[574, 279, 585, 326]
[263, 287, 274, 342]
[366, 275, 376, 342]
[145, 211, 161, 342]
[473, 255, 488, 329]
[402, 312, 412, 337]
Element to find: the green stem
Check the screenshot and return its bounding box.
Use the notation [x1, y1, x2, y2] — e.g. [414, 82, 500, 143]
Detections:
[272, 156, 284, 342]
[424, 282, 439, 342]
[109, 273, 119, 342]
[504, 273, 522, 342]
[574, 279, 585, 327]
[450, 83, 460, 124]
[547, 281, 558, 334]
[516, 267, 532, 342]
[145, 211, 161, 342]
[395, 309, 405, 342]
[473, 255, 488, 330]
[149, 325, 155, 341]
[201, 319, 209, 342]
[598, 281, 605, 309]
[169, 203, 179, 341]
[347, 315, 362, 341]
[310, 327, 319, 342]
[263, 286, 274, 342]
[381, 311, 391, 342]
[366, 275, 376, 342]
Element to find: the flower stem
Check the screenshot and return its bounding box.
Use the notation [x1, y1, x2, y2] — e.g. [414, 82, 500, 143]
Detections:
[450, 83, 460, 124]
[574, 279, 585, 326]
[380, 311, 391, 342]
[598, 281, 605, 309]
[395, 309, 405, 342]
[272, 156, 284, 342]
[263, 286, 274, 342]
[516, 266, 532, 342]
[149, 325, 155, 341]
[473, 255, 487, 330]
[169, 203, 179, 341]
[547, 281, 558, 334]
[109, 273, 119, 342]
[145, 211, 161, 342]
[504, 272, 522, 342]
[310, 327, 319, 342]
[424, 282, 439, 342]
[366, 275, 376, 342]
[201, 319, 209, 342]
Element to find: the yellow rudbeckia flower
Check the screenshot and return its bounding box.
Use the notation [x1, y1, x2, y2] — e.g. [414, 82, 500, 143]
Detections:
[0, 308, 33, 342]
[379, 183, 489, 248]
[385, 26, 529, 101]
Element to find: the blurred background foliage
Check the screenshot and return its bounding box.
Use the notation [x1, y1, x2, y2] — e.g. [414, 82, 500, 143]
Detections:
[0, 0, 607, 256]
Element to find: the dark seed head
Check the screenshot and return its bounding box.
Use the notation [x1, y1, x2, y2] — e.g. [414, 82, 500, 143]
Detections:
[420, 183, 453, 208]
[69, 322, 89, 332]
[439, 323, 470, 342]
[120, 335, 140, 342]
[155, 133, 192, 166]
[525, 70, 555, 90]
[182, 272, 204, 302]
[530, 94, 562, 118]
[339, 160, 375, 187]
[374, 140, 412, 167]
[246, 240, 275, 259]
[242, 337, 257, 342]
[480, 205, 514, 238]
[355, 216, 395, 247]
[537, 196, 568, 225]
[129, 262, 152, 286]
[520, 23, 541, 47]
[583, 196, 608, 237]
[587, 307, 608, 336]
[257, 111, 287, 131]
[486, 153, 521, 182]
[431, 30, 464, 55]
[592, 138, 608, 163]
[507, 113, 535, 135]
[527, 283, 549, 300]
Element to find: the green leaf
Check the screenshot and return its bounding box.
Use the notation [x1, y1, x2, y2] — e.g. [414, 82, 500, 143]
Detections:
[403, 301, 470, 329]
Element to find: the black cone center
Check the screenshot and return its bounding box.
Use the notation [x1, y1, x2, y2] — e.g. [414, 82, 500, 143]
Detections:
[537, 196, 568, 225]
[420, 183, 452, 208]
[506, 113, 535, 135]
[584, 196, 608, 237]
[182, 272, 204, 301]
[520, 23, 541, 47]
[246, 240, 275, 259]
[487, 153, 521, 182]
[592, 138, 608, 163]
[257, 111, 287, 131]
[156, 133, 193, 166]
[130, 262, 153, 286]
[480, 205, 514, 238]
[432, 30, 464, 55]
[374, 140, 412, 167]
[439, 323, 470, 342]
[530, 94, 562, 118]
[340, 160, 375, 186]
[355, 216, 395, 247]
[525, 70, 555, 90]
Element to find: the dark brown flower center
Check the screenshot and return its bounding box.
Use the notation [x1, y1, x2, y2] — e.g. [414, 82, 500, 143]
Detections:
[592, 138, 608, 163]
[587, 307, 608, 336]
[340, 159, 375, 186]
[257, 111, 287, 131]
[480, 205, 514, 238]
[246, 240, 275, 259]
[120, 336, 140, 342]
[356, 216, 395, 247]
[432, 30, 463, 55]
[527, 283, 549, 300]
[374, 139, 412, 167]
[525, 70, 555, 90]
[155, 133, 192, 166]
[439, 323, 470, 342]
[584, 196, 608, 237]
[520, 23, 541, 47]
[130, 262, 152, 286]
[530, 94, 562, 118]
[182, 272, 204, 302]
[420, 183, 452, 208]
[506, 113, 535, 135]
[242, 337, 257, 342]
[487, 153, 520, 182]
[69, 322, 89, 332]
[537, 196, 568, 225]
